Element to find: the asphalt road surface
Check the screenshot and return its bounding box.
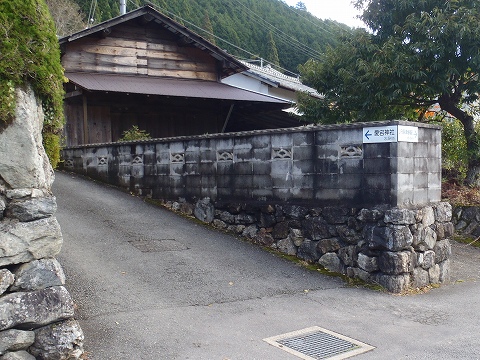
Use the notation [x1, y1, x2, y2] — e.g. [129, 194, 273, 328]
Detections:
[54, 171, 480, 360]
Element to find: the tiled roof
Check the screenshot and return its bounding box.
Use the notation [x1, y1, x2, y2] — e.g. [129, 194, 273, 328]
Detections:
[240, 60, 322, 98]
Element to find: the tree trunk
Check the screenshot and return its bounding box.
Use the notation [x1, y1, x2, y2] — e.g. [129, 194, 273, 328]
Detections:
[439, 94, 480, 187]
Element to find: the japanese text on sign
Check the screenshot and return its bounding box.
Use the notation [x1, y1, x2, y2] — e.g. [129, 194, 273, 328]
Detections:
[363, 125, 397, 143]
[397, 125, 419, 142]
[363, 125, 418, 143]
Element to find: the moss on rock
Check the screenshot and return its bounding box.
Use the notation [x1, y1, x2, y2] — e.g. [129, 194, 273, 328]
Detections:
[0, 0, 64, 167]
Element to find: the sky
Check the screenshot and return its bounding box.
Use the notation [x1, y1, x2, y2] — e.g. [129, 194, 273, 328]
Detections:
[283, 0, 365, 28]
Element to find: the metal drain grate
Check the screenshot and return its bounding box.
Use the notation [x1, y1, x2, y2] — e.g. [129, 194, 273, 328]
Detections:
[264, 326, 375, 360]
[128, 239, 188, 252]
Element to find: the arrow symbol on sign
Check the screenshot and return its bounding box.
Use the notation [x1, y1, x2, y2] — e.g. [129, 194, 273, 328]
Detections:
[365, 130, 371, 140]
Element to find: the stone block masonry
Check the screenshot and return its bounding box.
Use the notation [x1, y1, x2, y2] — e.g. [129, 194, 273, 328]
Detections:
[452, 206, 480, 239]
[62, 120, 442, 208]
[62, 120, 449, 292]
[165, 199, 453, 293]
[0, 86, 84, 359]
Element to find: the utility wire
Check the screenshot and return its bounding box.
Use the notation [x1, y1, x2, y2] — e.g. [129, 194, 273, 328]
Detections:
[138, 1, 261, 59]
[127, 0, 344, 73]
[138, 0, 301, 74]
[155, 0, 315, 74]
[227, 0, 325, 61]
[141, 0, 325, 62]
[87, 0, 98, 28]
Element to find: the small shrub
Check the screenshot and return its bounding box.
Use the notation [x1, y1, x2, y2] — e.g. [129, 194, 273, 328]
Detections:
[119, 125, 151, 142]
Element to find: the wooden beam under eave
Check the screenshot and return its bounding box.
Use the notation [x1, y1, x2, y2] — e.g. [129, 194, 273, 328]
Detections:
[65, 89, 83, 99]
[138, 13, 155, 25]
[99, 27, 111, 39]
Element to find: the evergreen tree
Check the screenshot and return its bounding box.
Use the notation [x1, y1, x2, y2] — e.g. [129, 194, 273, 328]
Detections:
[202, 11, 216, 45]
[174, 0, 192, 25]
[266, 31, 280, 67]
[295, 2, 307, 11]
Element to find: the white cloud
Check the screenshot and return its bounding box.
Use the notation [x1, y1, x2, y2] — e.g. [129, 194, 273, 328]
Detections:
[283, 0, 365, 28]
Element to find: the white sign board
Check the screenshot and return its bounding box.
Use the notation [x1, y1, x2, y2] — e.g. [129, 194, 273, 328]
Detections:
[363, 125, 397, 143]
[397, 125, 419, 142]
[363, 125, 418, 143]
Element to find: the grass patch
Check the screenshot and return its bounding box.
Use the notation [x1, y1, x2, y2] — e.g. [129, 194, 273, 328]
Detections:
[452, 234, 480, 248]
[394, 283, 441, 296]
[144, 197, 386, 292]
[266, 250, 385, 292]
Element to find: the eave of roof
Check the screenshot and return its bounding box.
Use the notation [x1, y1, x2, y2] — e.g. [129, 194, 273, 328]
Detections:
[65, 72, 291, 105]
[58, 5, 247, 78]
[242, 70, 279, 88]
[239, 60, 323, 98]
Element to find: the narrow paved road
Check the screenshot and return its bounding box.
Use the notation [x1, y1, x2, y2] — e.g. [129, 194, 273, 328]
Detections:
[54, 171, 480, 360]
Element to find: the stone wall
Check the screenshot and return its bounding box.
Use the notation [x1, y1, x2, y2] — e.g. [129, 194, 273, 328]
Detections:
[62, 120, 442, 208]
[165, 198, 452, 293]
[0, 86, 84, 359]
[452, 206, 480, 240]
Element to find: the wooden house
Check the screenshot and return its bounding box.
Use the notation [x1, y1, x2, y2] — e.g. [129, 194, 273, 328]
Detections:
[59, 5, 296, 146]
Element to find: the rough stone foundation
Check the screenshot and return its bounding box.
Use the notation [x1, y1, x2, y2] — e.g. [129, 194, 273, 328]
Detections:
[0, 86, 84, 359]
[452, 206, 480, 239]
[166, 198, 453, 293]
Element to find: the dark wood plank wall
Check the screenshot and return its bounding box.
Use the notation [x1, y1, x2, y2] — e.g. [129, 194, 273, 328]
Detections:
[88, 106, 112, 144]
[64, 104, 84, 145]
[64, 99, 228, 146]
[109, 102, 225, 141]
[62, 22, 218, 81]
[64, 104, 112, 145]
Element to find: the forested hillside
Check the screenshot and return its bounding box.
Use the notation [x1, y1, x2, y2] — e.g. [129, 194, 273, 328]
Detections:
[69, 0, 350, 73]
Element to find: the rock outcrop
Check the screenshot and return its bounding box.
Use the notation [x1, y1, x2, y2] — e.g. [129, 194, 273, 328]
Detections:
[0, 86, 84, 359]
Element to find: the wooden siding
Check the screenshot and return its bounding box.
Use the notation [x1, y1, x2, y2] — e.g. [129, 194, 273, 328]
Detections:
[64, 104, 84, 145]
[64, 104, 112, 145]
[63, 94, 228, 147]
[62, 22, 218, 81]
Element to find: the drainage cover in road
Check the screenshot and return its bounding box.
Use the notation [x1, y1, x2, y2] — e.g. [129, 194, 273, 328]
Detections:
[263, 326, 374, 360]
[128, 238, 188, 252]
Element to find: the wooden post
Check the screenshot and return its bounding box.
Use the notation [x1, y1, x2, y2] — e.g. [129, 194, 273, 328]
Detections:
[82, 94, 88, 144]
[221, 104, 234, 133]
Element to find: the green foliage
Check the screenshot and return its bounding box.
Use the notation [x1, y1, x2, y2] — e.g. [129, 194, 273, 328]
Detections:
[119, 125, 151, 142]
[70, 0, 349, 72]
[0, 81, 16, 126]
[202, 11, 216, 45]
[298, 28, 422, 124]
[300, 0, 480, 119]
[43, 133, 62, 168]
[436, 117, 468, 182]
[299, 0, 480, 185]
[0, 0, 65, 167]
[295, 2, 307, 11]
[266, 31, 280, 67]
